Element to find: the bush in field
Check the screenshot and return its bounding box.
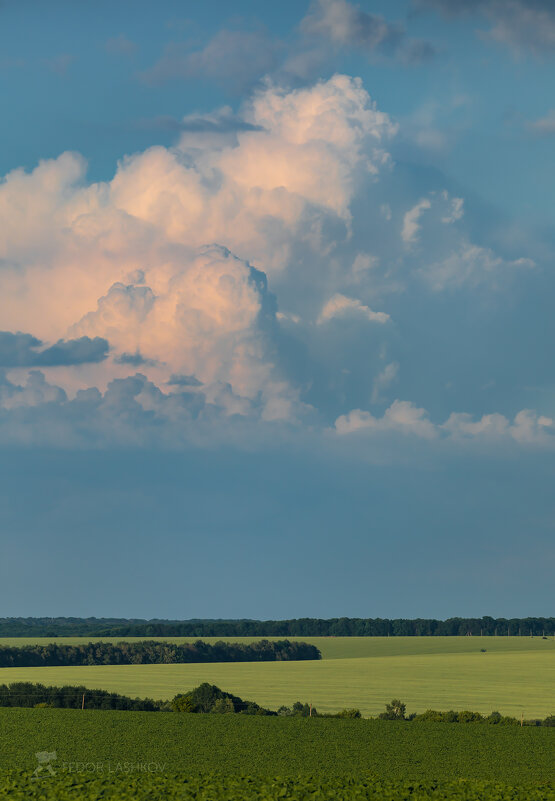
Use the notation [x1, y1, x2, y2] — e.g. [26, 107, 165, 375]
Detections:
[337, 708, 362, 718]
[378, 699, 406, 720]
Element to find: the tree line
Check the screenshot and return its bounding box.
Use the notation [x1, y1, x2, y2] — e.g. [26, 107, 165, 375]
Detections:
[0, 639, 321, 667]
[1, 683, 553, 726]
[0, 682, 162, 711]
[0, 616, 552, 637]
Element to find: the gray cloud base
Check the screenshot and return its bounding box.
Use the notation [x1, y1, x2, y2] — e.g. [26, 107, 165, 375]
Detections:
[0, 332, 109, 367]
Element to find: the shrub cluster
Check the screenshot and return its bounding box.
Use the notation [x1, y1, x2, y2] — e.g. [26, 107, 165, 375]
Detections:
[0, 638, 321, 667]
[171, 683, 275, 715]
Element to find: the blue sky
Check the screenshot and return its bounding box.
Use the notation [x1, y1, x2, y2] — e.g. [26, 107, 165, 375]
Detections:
[0, 0, 554, 618]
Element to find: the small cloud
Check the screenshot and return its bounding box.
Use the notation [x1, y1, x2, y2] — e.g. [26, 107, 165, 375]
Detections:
[318, 293, 390, 324]
[167, 373, 203, 387]
[105, 34, 138, 57]
[402, 198, 431, 243]
[380, 203, 392, 221]
[276, 311, 301, 324]
[44, 53, 74, 76]
[527, 110, 555, 136]
[114, 352, 159, 367]
[301, 0, 436, 64]
[132, 107, 262, 135]
[413, 0, 555, 57]
[371, 361, 399, 403]
[140, 29, 280, 92]
[441, 192, 464, 223]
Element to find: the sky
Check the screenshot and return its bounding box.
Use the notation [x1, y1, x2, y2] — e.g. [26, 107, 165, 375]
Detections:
[0, 0, 554, 619]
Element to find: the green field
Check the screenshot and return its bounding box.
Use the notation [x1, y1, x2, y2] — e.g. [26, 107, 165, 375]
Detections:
[2, 773, 554, 801]
[1, 708, 553, 782]
[0, 637, 553, 718]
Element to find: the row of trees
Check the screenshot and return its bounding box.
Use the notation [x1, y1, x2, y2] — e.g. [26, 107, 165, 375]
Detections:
[0, 682, 162, 711]
[0, 639, 321, 667]
[1, 616, 552, 637]
[377, 699, 555, 727]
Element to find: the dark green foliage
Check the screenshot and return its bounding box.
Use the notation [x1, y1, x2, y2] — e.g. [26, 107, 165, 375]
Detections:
[0, 709, 553, 783]
[1, 772, 554, 801]
[412, 709, 521, 725]
[171, 683, 275, 715]
[1, 615, 553, 637]
[0, 682, 162, 711]
[337, 708, 362, 718]
[0, 639, 320, 667]
[379, 700, 406, 720]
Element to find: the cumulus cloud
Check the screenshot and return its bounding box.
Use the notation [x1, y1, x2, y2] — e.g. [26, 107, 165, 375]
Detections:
[317, 293, 390, 324]
[335, 400, 437, 438]
[335, 401, 555, 447]
[414, 0, 555, 56]
[1, 369, 552, 453]
[0, 370, 300, 448]
[0, 74, 398, 417]
[0, 73, 543, 449]
[0, 332, 109, 367]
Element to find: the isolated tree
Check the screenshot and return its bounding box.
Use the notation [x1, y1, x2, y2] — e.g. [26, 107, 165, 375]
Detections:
[379, 699, 406, 720]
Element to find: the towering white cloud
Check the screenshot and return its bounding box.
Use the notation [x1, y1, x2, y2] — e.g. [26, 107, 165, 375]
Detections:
[0, 73, 545, 446]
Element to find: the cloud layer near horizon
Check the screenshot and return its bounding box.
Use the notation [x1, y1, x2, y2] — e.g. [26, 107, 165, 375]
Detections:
[0, 73, 549, 450]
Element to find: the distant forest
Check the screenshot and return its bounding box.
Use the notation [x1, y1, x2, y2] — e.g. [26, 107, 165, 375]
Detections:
[0, 639, 320, 667]
[0, 616, 553, 637]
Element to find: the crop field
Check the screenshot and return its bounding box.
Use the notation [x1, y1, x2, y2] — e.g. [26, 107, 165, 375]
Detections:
[1, 773, 554, 801]
[0, 637, 552, 718]
[0, 708, 554, 782]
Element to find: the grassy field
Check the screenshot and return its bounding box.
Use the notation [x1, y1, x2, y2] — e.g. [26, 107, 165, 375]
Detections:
[0, 708, 553, 782]
[0, 637, 553, 718]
